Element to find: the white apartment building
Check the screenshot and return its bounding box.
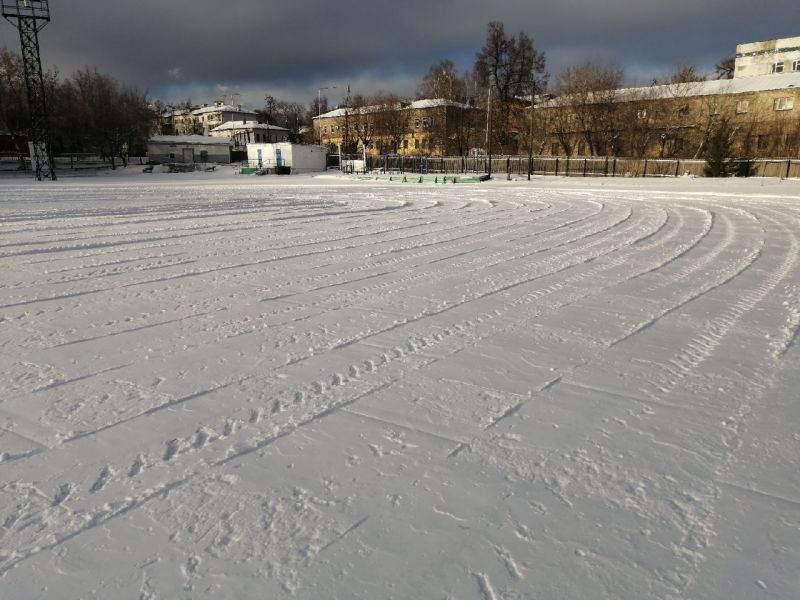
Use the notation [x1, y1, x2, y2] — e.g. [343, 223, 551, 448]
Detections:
[735, 36, 800, 78]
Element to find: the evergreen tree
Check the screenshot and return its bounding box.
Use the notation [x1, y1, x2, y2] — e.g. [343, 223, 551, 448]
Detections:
[703, 119, 733, 177]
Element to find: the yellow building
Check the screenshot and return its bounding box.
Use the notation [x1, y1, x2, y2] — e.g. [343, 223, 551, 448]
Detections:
[314, 99, 483, 156]
[533, 73, 800, 159]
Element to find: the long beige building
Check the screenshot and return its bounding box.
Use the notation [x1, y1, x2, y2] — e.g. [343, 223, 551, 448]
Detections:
[533, 70, 800, 159]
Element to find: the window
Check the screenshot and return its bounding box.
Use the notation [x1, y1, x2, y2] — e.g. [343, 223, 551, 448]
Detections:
[577, 142, 586, 155]
[736, 100, 749, 114]
[637, 109, 647, 120]
[414, 118, 421, 128]
[757, 135, 770, 150]
[678, 104, 690, 116]
[414, 139, 420, 149]
[551, 143, 559, 155]
[793, 60, 800, 72]
[200, 151, 208, 162]
[774, 97, 794, 111]
[709, 104, 720, 116]
[772, 62, 784, 74]
[403, 139, 408, 149]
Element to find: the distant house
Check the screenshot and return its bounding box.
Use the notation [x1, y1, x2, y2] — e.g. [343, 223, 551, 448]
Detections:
[209, 121, 290, 150]
[147, 135, 231, 164]
[160, 101, 259, 136]
[191, 102, 258, 135]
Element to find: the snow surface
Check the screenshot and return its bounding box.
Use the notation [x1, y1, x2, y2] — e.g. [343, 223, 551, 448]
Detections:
[0, 172, 799, 599]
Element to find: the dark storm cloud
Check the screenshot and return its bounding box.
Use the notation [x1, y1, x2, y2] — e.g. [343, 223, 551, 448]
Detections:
[2, 0, 799, 105]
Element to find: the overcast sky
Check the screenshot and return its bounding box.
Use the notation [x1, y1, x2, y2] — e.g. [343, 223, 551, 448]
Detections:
[2, 0, 799, 110]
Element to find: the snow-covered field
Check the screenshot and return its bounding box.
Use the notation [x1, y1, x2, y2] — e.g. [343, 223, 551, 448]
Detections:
[1, 172, 799, 599]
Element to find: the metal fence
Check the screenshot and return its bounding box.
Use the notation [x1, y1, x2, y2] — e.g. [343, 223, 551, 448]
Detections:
[0, 153, 148, 175]
[344, 154, 800, 179]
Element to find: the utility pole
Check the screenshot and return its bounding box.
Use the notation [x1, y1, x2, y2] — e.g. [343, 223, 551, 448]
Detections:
[485, 86, 492, 179]
[528, 80, 535, 181]
[2, 0, 56, 180]
[317, 85, 335, 145]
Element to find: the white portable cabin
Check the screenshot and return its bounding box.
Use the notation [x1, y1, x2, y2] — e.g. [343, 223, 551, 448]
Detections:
[246, 143, 327, 173]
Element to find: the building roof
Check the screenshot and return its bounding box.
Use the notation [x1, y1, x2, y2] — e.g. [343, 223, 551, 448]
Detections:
[149, 135, 232, 145]
[538, 72, 800, 108]
[192, 104, 257, 116]
[210, 121, 289, 132]
[314, 98, 473, 119]
[161, 109, 191, 118]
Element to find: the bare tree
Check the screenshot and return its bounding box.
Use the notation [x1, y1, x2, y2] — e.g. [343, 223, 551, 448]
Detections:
[57, 69, 155, 167]
[664, 64, 707, 84]
[351, 95, 377, 153]
[270, 100, 305, 141]
[417, 60, 465, 100]
[371, 92, 408, 154]
[715, 56, 735, 80]
[553, 61, 623, 156]
[0, 47, 58, 165]
[474, 21, 546, 153]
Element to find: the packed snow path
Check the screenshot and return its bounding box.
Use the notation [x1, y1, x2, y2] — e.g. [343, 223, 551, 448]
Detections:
[1, 175, 798, 599]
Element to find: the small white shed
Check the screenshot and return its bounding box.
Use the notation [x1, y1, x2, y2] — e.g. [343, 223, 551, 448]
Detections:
[246, 143, 327, 173]
[148, 135, 231, 164]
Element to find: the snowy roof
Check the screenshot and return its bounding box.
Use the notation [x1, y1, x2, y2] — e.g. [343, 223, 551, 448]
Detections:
[148, 135, 232, 146]
[315, 98, 472, 119]
[538, 73, 800, 108]
[161, 109, 191, 118]
[210, 121, 289, 132]
[192, 104, 257, 116]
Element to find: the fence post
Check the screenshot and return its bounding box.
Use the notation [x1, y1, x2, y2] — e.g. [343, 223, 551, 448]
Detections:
[604, 156, 608, 176]
[565, 157, 569, 176]
[583, 158, 588, 177]
[787, 160, 792, 179]
[555, 158, 559, 176]
[643, 159, 648, 177]
[612, 158, 617, 177]
[675, 160, 680, 177]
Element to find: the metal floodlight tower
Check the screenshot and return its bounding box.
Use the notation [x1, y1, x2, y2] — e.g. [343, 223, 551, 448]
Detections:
[2, 0, 56, 180]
